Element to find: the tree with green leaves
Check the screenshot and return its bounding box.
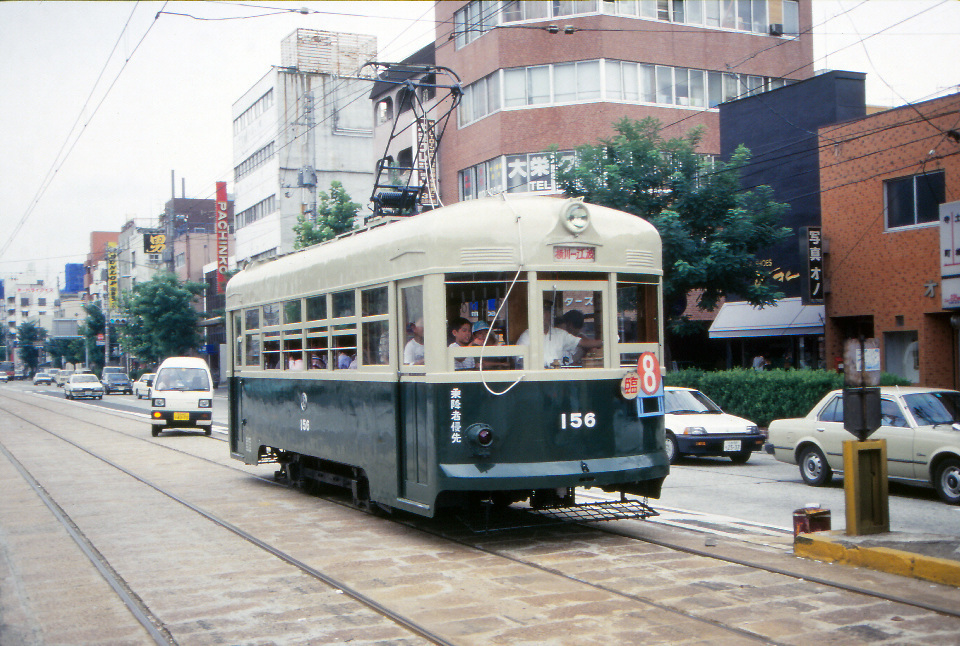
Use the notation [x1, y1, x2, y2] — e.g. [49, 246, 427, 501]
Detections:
[79, 302, 106, 374]
[118, 273, 206, 364]
[16, 320, 45, 375]
[45, 337, 85, 369]
[293, 181, 361, 249]
[555, 117, 790, 334]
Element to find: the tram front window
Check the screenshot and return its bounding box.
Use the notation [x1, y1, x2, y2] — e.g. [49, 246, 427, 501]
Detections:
[520, 290, 603, 368]
[445, 272, 527, 371]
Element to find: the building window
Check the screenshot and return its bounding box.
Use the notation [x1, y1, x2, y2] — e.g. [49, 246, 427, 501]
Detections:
[454, 0, 500, 49]
[236, 194, 277, 229]
[885, 170, 945, 230]
[233, 88, 274, 135]
[376, 97, 393, 124]
[234, 141, 276, 182]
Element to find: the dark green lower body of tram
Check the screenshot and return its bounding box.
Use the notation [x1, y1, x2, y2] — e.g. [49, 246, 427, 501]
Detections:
[229, 376, 668, 517]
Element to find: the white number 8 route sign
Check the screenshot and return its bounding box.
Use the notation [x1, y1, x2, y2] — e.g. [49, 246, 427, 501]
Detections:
[638, 352, 661, 396]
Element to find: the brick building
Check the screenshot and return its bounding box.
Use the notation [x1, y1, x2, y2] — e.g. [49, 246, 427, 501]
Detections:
[819, 92, 960, 387]
[434, 0, 814, 204]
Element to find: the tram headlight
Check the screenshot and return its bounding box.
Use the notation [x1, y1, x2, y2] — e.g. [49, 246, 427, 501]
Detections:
[561, 200, 590, 234]
[466, 423, 495, 456]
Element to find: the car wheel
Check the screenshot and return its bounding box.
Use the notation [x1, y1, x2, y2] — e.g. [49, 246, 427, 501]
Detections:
[729, 449, 751, 464]
[204, 427, 212, 436]
[665, 432, 680, 464]
[151, 425, 161, 437]
[935, 458, 960, 505]
[799, 445, 833, 486]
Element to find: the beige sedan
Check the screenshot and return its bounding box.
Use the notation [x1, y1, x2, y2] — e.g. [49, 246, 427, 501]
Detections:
[766, 387, 960, 504]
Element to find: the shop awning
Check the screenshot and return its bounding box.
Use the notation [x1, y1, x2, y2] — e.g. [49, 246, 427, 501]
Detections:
[708, 297, 825, 339]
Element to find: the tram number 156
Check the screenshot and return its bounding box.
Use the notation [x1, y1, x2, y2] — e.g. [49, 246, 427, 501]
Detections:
[560, 412, 596, 429]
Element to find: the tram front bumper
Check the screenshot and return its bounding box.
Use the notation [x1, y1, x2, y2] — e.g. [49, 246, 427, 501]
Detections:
[439, 454, 668, 490]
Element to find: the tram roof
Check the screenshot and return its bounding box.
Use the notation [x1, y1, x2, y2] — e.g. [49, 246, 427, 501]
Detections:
[226, 196, 661, 307]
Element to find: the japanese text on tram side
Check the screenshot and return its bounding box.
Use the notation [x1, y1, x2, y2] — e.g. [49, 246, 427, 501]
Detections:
[450, 388, 462, 443]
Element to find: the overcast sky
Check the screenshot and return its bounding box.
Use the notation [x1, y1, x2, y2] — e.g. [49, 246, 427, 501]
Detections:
[0, 1, 957, 287]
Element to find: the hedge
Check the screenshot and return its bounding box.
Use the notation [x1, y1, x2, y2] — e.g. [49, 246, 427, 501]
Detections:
[663, 369, 912, 428]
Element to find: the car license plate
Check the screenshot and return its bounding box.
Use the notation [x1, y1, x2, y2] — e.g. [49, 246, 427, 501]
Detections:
[173, 412, 190, 421]
[723, 440, 741, 452]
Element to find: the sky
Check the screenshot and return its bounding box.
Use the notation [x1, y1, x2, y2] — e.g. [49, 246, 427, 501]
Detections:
[0, 0, 958, 288]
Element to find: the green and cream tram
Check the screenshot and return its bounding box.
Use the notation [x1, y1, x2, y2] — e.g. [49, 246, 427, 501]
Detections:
[226, 196, 668, 517]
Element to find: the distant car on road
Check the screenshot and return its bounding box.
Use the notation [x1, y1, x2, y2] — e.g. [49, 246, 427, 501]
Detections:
[0, 373, 7, 383]
[664, 386, 764, 464]
[133, 373, 155, 399]
[64, 374, 104, 400]
[33, 372, 54, 385]
[55, 370, 75, 387]
[766, 387, 960, 504]
[103, 373, 133, 395]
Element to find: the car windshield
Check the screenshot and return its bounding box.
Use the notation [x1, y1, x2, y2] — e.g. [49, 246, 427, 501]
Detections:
[155, 367, 209, 391]
[665, 389, 722, 414]
[904, 391, 960, 426]
[107, 374, 128, 382]
[74, 375, 99, 383]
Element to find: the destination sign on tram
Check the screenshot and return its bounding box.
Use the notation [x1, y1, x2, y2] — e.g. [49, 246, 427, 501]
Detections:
[554, 246, 595, 262]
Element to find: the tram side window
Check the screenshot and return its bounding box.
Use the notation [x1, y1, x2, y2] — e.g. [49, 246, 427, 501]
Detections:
[305, 295, 329, 369]
[331, 290, 358, 369]
[263, 303, 281, 326]
[263, 331, 281, 369]
[361, 286, 389, 367]
[444, 273, 528, 371]
[244, 308, 260, 367]
[617, 277, 659, 367]
[400, 285, 425, 368]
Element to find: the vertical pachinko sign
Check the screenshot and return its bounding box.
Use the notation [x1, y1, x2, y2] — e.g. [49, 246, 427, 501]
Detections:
[216, 181, 229, 294]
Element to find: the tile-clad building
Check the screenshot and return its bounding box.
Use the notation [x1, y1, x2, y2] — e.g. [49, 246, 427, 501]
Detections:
[819, 92, 960, 386]
[434, 0, 814, 205]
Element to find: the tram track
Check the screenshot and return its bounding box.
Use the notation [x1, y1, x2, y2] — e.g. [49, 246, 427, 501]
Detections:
[4, 390, 960, 644]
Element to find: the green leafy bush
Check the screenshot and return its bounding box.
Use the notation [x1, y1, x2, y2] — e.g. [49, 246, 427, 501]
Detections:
[663, 369, 912, 428]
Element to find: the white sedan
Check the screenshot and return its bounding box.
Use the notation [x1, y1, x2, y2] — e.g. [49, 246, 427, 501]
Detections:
[133, 373, 155, 399]
[663, 386, 764, 464]
[63, 373, 104, 400]
[766, 387, 960, 504]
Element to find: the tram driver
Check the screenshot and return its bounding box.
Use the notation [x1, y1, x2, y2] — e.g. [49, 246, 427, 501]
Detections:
[517, 301, 602, 368]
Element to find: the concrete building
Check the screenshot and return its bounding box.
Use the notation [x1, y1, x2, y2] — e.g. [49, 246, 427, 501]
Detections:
[117, 218, 164, 293]
[232, 29, 377, 263]
[708, 70, 868, 369]
[434, 0, 814, 205]
[158, 196, 234, 285]
[2, 273, 57, 372]
[819, 92, 960, 387]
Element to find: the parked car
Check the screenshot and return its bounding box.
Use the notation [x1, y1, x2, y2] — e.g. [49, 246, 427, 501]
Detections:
[0, 373, 7, 383]
[63, 374, 104, 400]
[663, 386, 764, 464]
[766, 387, 960, 504]
[103, 373, 133, 395]
[33, 372, 54, 385]
[55, 370, 75, 387]
[133, 373, 155, 399]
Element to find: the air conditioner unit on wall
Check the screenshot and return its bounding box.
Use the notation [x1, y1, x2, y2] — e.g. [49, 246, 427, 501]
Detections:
[769, 23, 783, 36]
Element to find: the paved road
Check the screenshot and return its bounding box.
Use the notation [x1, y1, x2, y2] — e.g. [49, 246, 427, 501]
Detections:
[12, 381, 960, 537]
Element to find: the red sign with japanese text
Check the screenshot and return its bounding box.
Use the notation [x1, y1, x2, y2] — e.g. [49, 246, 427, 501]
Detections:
[215, 181, 229, 294]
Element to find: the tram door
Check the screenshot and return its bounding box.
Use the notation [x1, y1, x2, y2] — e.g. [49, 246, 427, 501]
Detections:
[398, 282, 431, 502]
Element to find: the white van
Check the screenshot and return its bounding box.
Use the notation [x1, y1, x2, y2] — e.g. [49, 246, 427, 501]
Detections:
[150, 357, 214, 437]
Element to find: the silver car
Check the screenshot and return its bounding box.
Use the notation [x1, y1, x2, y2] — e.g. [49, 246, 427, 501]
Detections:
[766, 387, 960, 504]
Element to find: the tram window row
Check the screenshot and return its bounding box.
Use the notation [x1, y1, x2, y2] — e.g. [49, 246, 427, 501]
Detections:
[232, 272, 659, 374]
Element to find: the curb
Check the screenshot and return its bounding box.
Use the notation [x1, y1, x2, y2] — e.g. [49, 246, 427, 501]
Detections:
[795, 531, 960, 587]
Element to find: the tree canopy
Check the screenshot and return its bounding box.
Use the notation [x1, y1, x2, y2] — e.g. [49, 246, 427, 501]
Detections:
[45, 337, 85, 368]
[556, 117, 790, 333]
[79, 302, 106, 374]
[118, 273, 206, 364]
[293, 181, 361, 249]
[16, 320, 44, 374]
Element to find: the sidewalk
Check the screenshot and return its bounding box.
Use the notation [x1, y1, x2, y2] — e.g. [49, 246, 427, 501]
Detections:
[795, 530, 960, 587]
